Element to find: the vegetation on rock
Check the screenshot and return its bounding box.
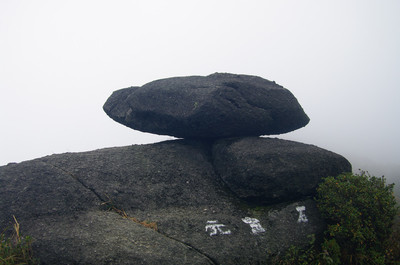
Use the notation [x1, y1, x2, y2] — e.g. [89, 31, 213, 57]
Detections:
[0, 216, 38, 265]
[276, 171, 400, 265]
[101, 195, 158, 231]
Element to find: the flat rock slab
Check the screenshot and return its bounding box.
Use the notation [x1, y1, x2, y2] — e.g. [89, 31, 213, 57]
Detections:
[212, 137, 352, 205]
[103, 73, 310, 138]
[28, 211, 213, 265]
[0, 139, 332, 264]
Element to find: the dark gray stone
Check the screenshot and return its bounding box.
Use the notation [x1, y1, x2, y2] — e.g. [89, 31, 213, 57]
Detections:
[103, 73, 310, 138]
[26, 211, 213, 265]
[212, 137, 352, 205]
[0, 139, 327, 264]
[0, 159, 99, 226]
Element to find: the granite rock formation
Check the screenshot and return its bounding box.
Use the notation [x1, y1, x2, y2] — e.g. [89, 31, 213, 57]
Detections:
[0, 73, 352, 264]
[213, 137, 352, 205]
[103, 73, 310, 139]
[0, 140, 333, 264]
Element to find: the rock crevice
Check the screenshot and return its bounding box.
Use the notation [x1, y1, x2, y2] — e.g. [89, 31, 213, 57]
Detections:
[46, 162, 106, 204]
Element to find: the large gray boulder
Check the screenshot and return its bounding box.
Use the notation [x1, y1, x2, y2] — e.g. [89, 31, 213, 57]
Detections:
[212, 137, 352, 205]
[0, 139, 332, 264]
[103, 73, 310, 138]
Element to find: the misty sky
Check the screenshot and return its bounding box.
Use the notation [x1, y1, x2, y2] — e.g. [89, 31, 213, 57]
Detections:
[1, 1, 399, 182]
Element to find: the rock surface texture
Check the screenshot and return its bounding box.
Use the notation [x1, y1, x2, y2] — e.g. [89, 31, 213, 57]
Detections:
[213, 137, 352, 205]
[0, 74, 352, 264]
[0, 139, 347, 264]
[103, 73, 310, 138]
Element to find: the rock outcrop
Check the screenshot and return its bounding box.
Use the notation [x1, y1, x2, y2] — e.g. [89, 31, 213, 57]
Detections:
[103, 73, 310, 139]
[213, 137, 352, 204]
[0, 73, 352, 264]
[0, 140, 335, 264]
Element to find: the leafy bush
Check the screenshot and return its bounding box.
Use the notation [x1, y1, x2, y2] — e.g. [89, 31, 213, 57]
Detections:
[276, 234, 319, 265]
[385, 212, 400, 264]
[0, 216, 38, 265]
[316, 172, 398, 264]
[275, 171, 399, 264]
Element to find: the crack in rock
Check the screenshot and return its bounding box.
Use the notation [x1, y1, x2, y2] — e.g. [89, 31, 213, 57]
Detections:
[156, 231, 218, 265]
[43, 162, 218, 264]
[45, 162, 106, 203]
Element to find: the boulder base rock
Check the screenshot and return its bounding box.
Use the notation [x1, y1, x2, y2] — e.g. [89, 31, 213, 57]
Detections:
[103, 73, 310, 138]
[0, 139, 331, 264]
[212, 137, 352, 205]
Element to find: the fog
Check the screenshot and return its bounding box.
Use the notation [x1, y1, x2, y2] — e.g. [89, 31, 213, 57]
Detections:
[1, 1, 399, 187]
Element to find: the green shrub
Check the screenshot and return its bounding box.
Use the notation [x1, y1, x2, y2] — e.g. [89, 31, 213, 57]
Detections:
[0, 216, 38, 265]
[385, 212, 400, 264]
[316, 172, 398, 264]
[276, 234, 319, 265]
[275, 172, 399, 265]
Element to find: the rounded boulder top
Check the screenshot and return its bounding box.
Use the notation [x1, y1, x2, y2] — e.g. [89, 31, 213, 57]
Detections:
[103, 73, 310, 139]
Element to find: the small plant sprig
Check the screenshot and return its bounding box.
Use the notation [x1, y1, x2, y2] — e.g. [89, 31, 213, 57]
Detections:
[101, 195, 158, 231]
[0, 216, 38, 265]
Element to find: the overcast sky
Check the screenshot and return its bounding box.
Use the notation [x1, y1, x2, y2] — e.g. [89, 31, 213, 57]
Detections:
[1, 1, 399, 183]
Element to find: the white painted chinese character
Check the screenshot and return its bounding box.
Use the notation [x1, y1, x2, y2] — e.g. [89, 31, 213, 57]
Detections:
[205, 220, 231, 236]
[241, 217, 266, 234]
[296, 206, 308, 223]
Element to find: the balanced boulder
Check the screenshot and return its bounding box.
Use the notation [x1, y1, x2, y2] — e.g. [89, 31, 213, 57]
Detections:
[103, 73, 310, 139]
[212, 137, 352, 204]
[0, 72, 354, 264]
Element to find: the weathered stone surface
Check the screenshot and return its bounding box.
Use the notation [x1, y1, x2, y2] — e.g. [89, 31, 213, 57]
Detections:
[0, 160, 99, 226]
[103, 73, 310, 138]
[212, 137, 352, 205]
[0, 139, 327, 264]
[25, 211, 213, 265]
